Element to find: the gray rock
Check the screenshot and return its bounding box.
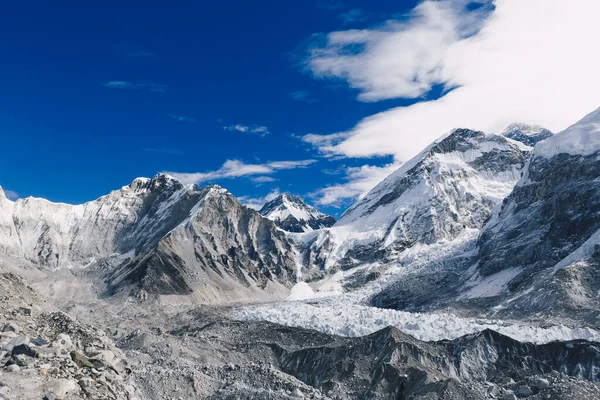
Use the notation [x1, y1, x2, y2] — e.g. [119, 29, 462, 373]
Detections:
[1, 322, 19, 333]
[515, 385, 534, 398]
[4, 335, 29, 352]
[11, 343, 38, 358]
[6, 364, 20, 372]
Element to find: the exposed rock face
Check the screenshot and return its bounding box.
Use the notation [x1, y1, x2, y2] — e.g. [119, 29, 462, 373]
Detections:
[107, 186, 298, 301]
[259, 193, 335, 233]
[0, 174, 299, 303]
[501, 123, 553, 146]
[471, 107, 600, 320]
[300, 129, 531, 273]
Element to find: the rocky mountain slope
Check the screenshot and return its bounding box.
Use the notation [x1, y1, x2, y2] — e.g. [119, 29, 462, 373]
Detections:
[259, 193, 335, 233]
[371, 107, 600, 325]
[298, 128, 532, 277]
[473, 107, 600, 321]
[0, 174, 299, 304]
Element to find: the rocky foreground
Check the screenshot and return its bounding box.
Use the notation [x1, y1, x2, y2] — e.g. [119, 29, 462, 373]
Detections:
[2, 272, 600, 400]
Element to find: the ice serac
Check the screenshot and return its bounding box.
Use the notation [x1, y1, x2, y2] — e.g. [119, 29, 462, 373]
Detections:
[474, 107, 600, 322]
[501, 123, 553, 146]
[303, 128, 531, 273]
[106, 185, 299, 302]
[259, 193, 335, 233]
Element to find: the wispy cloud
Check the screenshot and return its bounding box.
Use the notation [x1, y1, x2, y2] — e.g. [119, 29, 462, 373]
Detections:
[104, 81, 168, 93]
[114, 44, 156, 59]
[1, 188, 19, 200]
[337, 8, 367, 25]
[141, 148, 183, 155]
[290, 90, 317, 103]
[316, 0, 344, 11]
[312, 163, 399, 207]
[224, 124, 271, 136]
[239, 188, 281, 210]
[251, 176, 278, 183]
[167, 159, 317, 185]
[301, 0, 600, 163]
[167, 113, 196, 123]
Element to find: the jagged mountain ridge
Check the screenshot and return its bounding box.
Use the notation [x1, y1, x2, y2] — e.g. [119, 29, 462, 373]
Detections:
[259, 193, 335, 233]
[0, 174, 299, 303]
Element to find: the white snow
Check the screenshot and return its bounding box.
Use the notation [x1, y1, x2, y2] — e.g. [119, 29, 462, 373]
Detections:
[262, 194, 326, 227]
[229, 299, 600, 344]
[461, 267, 523, 299]
[535, 107, 600, 159]
[286, 282, 316, 301]
[501, 123, 548, 137]
[554, 228, 600, 271]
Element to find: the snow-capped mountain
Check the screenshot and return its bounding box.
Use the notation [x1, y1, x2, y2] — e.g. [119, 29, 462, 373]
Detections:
[300, 128, 531, 274]
[473, 107, 600, 323]
[501, 123, 553, 146]
[0, 173, 298, 303]
[259, 193, 335, 233]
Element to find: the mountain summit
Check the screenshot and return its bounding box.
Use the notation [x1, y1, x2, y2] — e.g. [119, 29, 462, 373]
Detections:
[501, 123, 553, 146]
[259, 193, 335, 233]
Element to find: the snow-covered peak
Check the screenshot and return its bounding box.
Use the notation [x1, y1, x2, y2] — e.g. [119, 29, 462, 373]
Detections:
[535, 106, 600, 159]
[501, 123, 553, 147]
[303, 128, 531, 271]
[0, 186, 6, 202]
[259, 193, 335, 233]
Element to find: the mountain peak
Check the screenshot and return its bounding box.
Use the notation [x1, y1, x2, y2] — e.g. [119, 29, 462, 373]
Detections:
[501, 123, 553, 146]
[259, 193, 335, 233]
[535, 106, 600, 159]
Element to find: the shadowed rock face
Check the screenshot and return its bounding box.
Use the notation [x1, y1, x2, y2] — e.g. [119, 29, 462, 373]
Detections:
[478, 151, 600, 280]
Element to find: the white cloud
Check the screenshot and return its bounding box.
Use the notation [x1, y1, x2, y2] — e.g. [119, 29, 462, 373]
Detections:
[251, 176, 277, 183]
[104, 81, 168, 93]
[239, 188, 281, 210]
[337, 8, 367, 25]
[290, 90, 317, 103]
[167, 159, 317, 184]
[312, 163, 400, 206]
[1, 188, 19, 200]
[224, 124, 271, 136]
[167, 113, 196, 122]
[303, 0, 600, 163]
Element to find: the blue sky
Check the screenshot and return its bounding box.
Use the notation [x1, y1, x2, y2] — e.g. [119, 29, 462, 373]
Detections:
[0, 0, 424, 216]
[1, 0, 598, 217]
